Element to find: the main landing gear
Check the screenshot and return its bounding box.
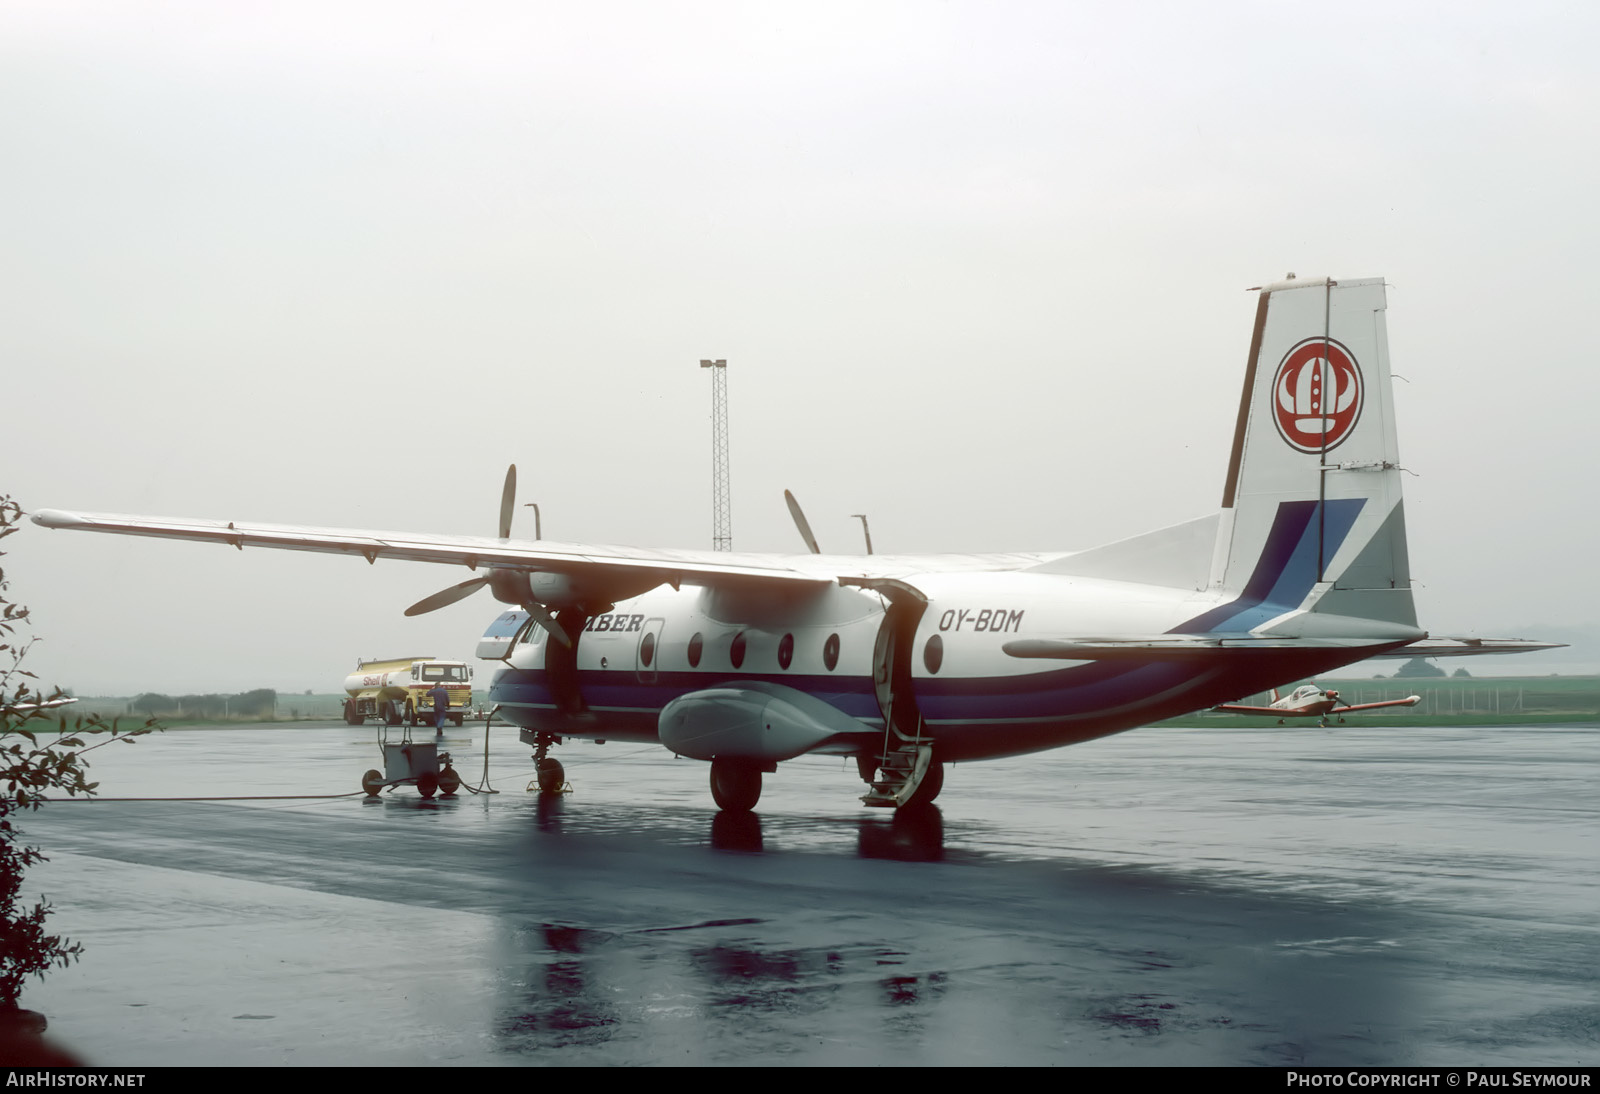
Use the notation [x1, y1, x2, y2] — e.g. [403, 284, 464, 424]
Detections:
[709, 758, 766, 812]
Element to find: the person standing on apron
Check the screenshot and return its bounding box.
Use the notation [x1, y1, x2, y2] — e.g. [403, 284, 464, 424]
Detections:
[427, 681, 450, 734]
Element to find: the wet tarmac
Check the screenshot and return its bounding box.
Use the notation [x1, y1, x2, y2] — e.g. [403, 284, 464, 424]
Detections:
[18, 720, 1600, 1066]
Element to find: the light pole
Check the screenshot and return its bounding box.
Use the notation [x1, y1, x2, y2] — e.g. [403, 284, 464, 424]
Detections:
[700, 359, 731, 552]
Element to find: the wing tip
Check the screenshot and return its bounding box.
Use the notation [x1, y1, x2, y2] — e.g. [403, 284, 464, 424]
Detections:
[30, 508, 85, 529]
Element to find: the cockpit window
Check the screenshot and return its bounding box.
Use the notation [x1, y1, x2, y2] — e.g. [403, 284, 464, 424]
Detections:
[482, 611, 530, 638]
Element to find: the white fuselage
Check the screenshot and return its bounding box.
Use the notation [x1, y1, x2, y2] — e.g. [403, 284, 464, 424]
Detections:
[485, 567, 1401, 763]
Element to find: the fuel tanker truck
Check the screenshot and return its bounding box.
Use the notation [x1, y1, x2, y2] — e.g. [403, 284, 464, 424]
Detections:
[342, 656, 473, 727]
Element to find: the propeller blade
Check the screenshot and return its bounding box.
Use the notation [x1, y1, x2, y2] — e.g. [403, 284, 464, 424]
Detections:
[521, 598, 571, 648]
[499, 464, 517, 540]
[784, 489, 821, 554]
[404, 576, 489, 617]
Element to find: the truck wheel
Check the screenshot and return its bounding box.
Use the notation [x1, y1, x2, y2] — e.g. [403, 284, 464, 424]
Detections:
[382, 701, 401, 726]
[450, 714, 464, 727]
[404, 701, 417, 726]
[344, 700, 362, 726]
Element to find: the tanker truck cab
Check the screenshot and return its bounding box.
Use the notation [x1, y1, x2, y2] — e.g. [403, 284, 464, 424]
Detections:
[343, 656, 475, 726]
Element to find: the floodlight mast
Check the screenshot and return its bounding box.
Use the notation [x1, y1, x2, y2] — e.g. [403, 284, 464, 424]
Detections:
[700, 359, 732, 552]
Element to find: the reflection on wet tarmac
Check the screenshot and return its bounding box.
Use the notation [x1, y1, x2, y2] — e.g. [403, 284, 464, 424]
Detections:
[857, 804, 944, 861]
[709, 809, 762, 852]
[498, 923, 622, 1049]
[18, 721, 1600, 1065]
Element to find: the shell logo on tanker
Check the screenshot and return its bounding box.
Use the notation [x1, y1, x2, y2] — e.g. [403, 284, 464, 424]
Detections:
[1272, 337, 1363, 454]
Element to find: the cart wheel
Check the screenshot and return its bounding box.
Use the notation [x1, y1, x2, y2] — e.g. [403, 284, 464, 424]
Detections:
[361, 769, 385, 797]
[535, 758, 565, 796]
[438, 767, 461, 797]
[417, 772, 439, 799]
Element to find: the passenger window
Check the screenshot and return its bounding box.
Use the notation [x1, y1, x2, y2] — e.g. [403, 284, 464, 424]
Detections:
[730, 631, 747, 669]
[923, 634, 944, 674]
[778, 633, 794, 670]
[688, 632, 704, 668]
[823, 633, 840, 671]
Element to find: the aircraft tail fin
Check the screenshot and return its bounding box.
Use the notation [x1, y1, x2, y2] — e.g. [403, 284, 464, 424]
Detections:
[1207, 276, 1416, 630]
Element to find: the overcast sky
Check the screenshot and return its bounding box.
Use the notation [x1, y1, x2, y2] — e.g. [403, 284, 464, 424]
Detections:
[4, 1, 1596, 693]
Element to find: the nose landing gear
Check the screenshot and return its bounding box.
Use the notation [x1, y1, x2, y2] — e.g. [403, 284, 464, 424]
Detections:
[528, 733, 569, 796]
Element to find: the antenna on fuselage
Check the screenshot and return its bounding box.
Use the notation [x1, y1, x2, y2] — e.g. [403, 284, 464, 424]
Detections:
[851, 514, 873, 555]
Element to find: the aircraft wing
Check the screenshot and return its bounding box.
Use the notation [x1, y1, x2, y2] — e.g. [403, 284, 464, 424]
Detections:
[30, 508, 834, 591]
[1333, 696, 1421, 713]
[1210, 702, 1290, 715]
[9, 696, 79, 712]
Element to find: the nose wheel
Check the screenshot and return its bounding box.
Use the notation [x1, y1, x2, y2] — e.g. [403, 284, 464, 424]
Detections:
[535, 757, 566, 795]
[528, 733, 569, 796]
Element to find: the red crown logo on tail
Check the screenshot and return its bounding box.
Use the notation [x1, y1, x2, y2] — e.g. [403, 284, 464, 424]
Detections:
[1271, 337, 1363, 453]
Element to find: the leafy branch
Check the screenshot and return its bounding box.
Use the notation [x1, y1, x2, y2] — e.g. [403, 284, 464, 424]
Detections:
[0, 494, 158, 1008]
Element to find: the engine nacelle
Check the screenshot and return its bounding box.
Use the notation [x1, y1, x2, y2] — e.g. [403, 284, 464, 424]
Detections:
[487, 568, 661, 615]
[658, 681, 869, 762]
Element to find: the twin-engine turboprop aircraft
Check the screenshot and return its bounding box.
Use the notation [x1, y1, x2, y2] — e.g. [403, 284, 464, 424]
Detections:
[34, 275, 1546, 813]
[1213, 684, 1421, 725]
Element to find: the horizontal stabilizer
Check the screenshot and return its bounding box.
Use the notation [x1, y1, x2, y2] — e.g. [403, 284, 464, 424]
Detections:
[1002, 634, 1412, 661]
[1368, 637, 1568, 658]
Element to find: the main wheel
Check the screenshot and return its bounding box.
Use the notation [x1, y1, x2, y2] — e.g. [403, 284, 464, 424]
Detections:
[709, 758, 762, 812]
[382, 701, 401, 726]
[901, 757, 945, 808]
[535, 758, 565, 796]
[361, 769, 385, 797]
[416, 772, 438, 799]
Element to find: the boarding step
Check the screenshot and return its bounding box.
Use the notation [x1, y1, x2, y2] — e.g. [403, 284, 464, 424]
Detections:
[861, 742, 933, 808]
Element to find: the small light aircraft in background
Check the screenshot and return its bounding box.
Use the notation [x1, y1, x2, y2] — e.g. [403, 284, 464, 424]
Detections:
[1213, 683, 1420, 725]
